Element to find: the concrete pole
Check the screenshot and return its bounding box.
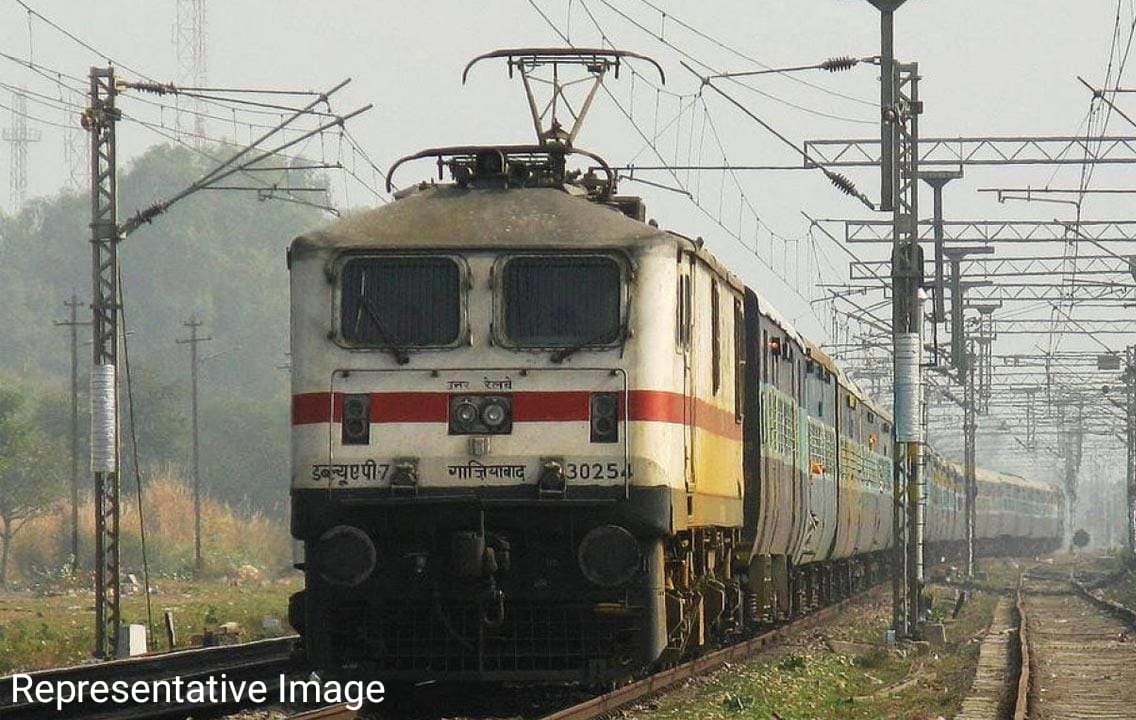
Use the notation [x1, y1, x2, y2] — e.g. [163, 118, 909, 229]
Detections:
[55, 294, 90, 574]
[176, 316, 210, 573]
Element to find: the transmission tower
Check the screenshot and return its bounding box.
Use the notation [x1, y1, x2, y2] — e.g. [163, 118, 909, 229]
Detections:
[62, 88, 87, 191]
[174, 0, 207, 143]
[3, 89, 42, 212]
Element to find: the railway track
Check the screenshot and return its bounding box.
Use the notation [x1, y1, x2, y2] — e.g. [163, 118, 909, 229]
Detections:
[0, 636, 300, 720]
[1010, 565, 1136, 719]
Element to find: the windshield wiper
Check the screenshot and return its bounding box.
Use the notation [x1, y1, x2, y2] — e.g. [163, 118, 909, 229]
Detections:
[359, 300, 410, 365]
[550, 325, 623, 364]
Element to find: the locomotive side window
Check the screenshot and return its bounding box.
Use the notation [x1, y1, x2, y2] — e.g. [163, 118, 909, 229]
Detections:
[502, 255, 622, 347]
[734, 299, 744, 421]
[676, 273, 692, 350]
[340, 256, 461, 346]
[710, 279, 721, 394]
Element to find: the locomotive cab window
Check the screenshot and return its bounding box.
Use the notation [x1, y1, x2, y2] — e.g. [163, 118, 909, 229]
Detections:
[340, 256, 462, 347]
[500, 255, 623, 348]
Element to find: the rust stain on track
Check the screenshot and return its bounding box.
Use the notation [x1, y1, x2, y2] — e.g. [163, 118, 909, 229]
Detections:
[1022, 569, 1136, 719]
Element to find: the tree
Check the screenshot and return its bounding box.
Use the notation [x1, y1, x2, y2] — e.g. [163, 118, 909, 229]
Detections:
[0, 383, 65, 588]
[0, 142, 330, 515]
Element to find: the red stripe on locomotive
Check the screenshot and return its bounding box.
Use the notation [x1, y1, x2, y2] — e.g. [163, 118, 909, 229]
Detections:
[292, 390, 741, 440]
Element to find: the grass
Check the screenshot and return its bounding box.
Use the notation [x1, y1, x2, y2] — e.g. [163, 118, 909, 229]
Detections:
[0, 467, 299, 674]
[0, 576, 300, 673]
[626, 579, 1000, 720]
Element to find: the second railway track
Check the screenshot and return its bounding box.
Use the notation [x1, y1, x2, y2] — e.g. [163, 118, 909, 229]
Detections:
[1014, 565, 1136, 719]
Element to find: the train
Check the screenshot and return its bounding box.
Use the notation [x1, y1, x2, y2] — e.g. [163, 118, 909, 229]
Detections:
[285, 143, 1065, 683]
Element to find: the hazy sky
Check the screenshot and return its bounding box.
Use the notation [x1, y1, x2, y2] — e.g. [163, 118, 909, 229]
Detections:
[0, 2, 1127, 328]
[1, 1, 1132, 481]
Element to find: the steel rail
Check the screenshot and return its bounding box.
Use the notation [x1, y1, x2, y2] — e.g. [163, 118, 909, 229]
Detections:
[1011, 575, 1031, 720]
[1070, 575, 1136, 628]
[536, 589, 874, 720]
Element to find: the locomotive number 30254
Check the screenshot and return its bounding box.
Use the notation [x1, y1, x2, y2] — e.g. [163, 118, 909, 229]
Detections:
[563, 462, 632, 480]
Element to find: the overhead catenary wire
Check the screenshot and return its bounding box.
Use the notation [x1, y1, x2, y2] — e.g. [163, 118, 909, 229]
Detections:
[685, 63, 876, 211]
[625, 0, 878, 108]
[591, 0, 877, 125]
[116, 270, 156, 650]
[527, 0, 834, 332]
[118, 113, 342, 217]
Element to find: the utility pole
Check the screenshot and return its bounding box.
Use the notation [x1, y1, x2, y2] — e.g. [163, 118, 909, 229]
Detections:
[176, 316, 211, 573]
[3, 89, 43, 212]
[83, 66, 121, 659]
[54, 294, 91, 575]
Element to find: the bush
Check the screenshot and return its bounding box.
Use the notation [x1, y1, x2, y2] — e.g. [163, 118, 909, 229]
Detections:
[9, 465, 290, 584]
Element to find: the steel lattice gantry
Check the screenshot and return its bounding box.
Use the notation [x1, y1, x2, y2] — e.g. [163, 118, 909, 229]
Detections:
[841, 219, 1136, 244]
[823, 280, 1136, 302]
[849, 254, 1136, 280]
[87, 67, 121, 659]
[803, 135, 1136, 167]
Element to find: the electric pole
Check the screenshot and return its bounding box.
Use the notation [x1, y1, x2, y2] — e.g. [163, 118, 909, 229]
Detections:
[55, 294, 91, 575]
[84, 66, 121, 659]
[176, 316, 211, 573]
[3, 88, 43, 212]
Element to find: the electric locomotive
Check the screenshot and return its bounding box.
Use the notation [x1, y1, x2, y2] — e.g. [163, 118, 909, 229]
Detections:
[286, 48, 1064, 684]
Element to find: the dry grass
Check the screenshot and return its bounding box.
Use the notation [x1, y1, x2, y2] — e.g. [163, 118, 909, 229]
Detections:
[9, 465, 291, 584]
[625, 582, 1001, 720]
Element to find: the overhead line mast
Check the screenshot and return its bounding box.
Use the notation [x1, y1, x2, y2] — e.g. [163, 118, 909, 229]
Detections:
[865, 0, 926, 640]
[82, 65, 367, 658]
[85, 65, 120, 659]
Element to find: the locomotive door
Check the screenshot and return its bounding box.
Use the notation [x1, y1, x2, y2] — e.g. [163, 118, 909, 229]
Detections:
[678, 253, 696, 507]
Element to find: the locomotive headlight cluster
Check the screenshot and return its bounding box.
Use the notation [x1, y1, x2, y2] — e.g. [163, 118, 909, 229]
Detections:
[341, 394, 371, 445]
[589, 392, 619, 443]
[449, 394, 513, 435]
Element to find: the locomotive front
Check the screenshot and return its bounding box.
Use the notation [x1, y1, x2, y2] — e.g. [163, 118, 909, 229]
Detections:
[288, 160, 685, 681]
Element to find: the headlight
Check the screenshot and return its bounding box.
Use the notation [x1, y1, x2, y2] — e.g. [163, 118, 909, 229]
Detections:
[313, 525, 376, 587]
[454, 400, 479, 428]
[577, 525, 641, 587]
[482, 400, 508, 428]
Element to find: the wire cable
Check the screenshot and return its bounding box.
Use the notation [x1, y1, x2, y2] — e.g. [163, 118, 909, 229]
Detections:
[116, 270, 156, 650]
